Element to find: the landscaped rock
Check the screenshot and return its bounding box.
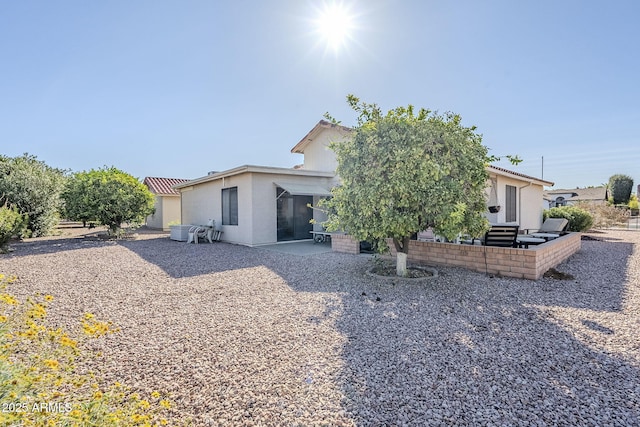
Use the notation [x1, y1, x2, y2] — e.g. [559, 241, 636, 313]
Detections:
[0, 229, 638, 425]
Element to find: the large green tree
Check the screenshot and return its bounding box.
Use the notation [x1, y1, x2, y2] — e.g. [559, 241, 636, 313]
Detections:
[323, 96, 491, 276]
[61, 171, 98, 227]
[62, 167, 154, 235]
[608, 174, 633, 205]
[0, 154, 67, 237]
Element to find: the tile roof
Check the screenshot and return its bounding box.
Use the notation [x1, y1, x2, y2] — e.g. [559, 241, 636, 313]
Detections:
[143, 177, 190, 195]
[487, 165, 554, 186]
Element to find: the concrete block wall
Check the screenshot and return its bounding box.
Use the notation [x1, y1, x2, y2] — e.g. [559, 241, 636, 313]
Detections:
[338, 233, 581, 280]
[331, 234, 360, 255]
[530, 232, 582, 279]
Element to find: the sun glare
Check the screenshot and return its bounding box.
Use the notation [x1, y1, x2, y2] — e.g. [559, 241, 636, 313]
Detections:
[315, 3, 355, 51]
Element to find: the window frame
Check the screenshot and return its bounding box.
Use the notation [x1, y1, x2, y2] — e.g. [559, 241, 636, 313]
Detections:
[222, 187, 238, 226]
[505, 184, 517, 223]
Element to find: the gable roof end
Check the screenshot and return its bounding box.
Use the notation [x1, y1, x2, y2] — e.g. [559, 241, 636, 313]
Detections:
[291, 120, 353, 154]
[143, 177, 190, 195]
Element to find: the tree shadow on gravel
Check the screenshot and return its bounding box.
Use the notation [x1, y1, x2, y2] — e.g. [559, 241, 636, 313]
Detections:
[1, 236, 117, 258]
[118, 236, 634, 313]
[332, 282, 640, 425]
[327, 237, 640, 425]
[117, 237, 367, 284]
[118, 238, 276, 278]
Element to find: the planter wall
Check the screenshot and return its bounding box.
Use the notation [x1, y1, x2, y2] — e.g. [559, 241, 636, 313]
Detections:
[387, 233, 582, 280]
[333, 232, 582, 280]
[330, 234, 360, 254]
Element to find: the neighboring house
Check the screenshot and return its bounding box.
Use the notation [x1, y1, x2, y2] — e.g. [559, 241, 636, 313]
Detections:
[544, 187, 609, 208]
[144, 177, 190, 230]
[175, 120, 552, 246]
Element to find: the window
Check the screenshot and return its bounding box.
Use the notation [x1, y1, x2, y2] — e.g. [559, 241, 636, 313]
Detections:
[505, 185, 517, 222]
[222, 187, 238, 225]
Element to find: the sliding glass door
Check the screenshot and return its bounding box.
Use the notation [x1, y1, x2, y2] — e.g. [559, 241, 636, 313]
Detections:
[276, 188, 313, 241]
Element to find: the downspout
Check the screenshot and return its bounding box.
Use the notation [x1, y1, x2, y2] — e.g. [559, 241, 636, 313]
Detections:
[518, 181, 533, 228]
[179, 189, 183, 226]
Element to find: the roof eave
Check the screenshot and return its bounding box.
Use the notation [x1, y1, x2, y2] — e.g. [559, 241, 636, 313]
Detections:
[173, 165, 335, 190]
[487, 165, 554, 187]
[291, 120, 352, 154]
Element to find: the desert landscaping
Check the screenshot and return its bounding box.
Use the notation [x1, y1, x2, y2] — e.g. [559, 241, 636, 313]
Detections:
[1, 225, 638, 425]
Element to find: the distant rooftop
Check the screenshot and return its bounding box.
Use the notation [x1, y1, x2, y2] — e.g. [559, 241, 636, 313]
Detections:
[544, 186, 608, 201]
[143, 177, 190, 195]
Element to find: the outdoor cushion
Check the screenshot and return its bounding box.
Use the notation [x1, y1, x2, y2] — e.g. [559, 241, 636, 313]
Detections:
[538, 218, 569, 233]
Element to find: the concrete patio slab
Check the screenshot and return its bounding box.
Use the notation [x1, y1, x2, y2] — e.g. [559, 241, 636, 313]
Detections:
[255, 240, 334, 256]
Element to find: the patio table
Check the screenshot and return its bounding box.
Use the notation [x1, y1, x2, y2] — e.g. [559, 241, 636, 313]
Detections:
[516, 236, 545, 249]
[310, 231, 332, 243]
[529, 232, 560, 241]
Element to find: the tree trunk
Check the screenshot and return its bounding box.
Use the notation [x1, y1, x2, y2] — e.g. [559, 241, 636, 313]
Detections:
[393, 236, 411, 277]
[396, 252, 407, 277]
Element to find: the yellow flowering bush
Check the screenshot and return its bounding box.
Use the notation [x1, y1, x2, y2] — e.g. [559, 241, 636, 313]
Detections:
[0, 273, 175, 426]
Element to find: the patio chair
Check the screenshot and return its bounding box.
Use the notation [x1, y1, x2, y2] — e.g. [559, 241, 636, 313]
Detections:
[416, 228, 436, 242]
[523, 218, 569, 241]
[483, 225, 519, 248]
[187, 226, 204, 244]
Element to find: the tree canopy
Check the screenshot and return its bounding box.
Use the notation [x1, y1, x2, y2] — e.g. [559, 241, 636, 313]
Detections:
[323, 96, 491, 275]
[608, 174, 633, 205]
[62, 167, 154, 235]
[0, 154, 67, 237]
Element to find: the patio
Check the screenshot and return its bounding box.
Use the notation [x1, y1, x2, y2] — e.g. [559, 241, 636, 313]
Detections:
[0, 229, 638, 425]
[255, 240, 334, 256]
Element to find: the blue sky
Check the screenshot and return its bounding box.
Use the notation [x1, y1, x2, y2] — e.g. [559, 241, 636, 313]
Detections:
[1, 0, 638, 189]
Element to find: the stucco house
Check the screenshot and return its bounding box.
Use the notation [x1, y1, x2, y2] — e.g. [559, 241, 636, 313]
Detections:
[144, 177, 190, 231]
[544, 187, 609, 209]
[175, 120, 552, 246]
[486, 165, 554, 231]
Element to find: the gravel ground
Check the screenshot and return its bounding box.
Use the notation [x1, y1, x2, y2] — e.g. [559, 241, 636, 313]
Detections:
[1, 227, 639, 426]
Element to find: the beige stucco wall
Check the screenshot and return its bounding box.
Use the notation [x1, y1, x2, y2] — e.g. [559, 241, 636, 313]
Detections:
[161, 196, 181, 230]
[301, 127, 347, 172]
[146, 195, 164, 230]
[180, 174, 254, 245]
[180, 181, 218, 228]
[181, 172, 336, 246]
[146, 195, 182, 230]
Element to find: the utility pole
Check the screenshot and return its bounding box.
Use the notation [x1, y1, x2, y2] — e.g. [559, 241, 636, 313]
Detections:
[541, 156, 544, 180]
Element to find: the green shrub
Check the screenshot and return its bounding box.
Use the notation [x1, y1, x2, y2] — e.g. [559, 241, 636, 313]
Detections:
[0, 154, 66, 237]
[0, 205, 27, 252]
[544, 206, 593, 232]
[575, 202, 629, 228]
